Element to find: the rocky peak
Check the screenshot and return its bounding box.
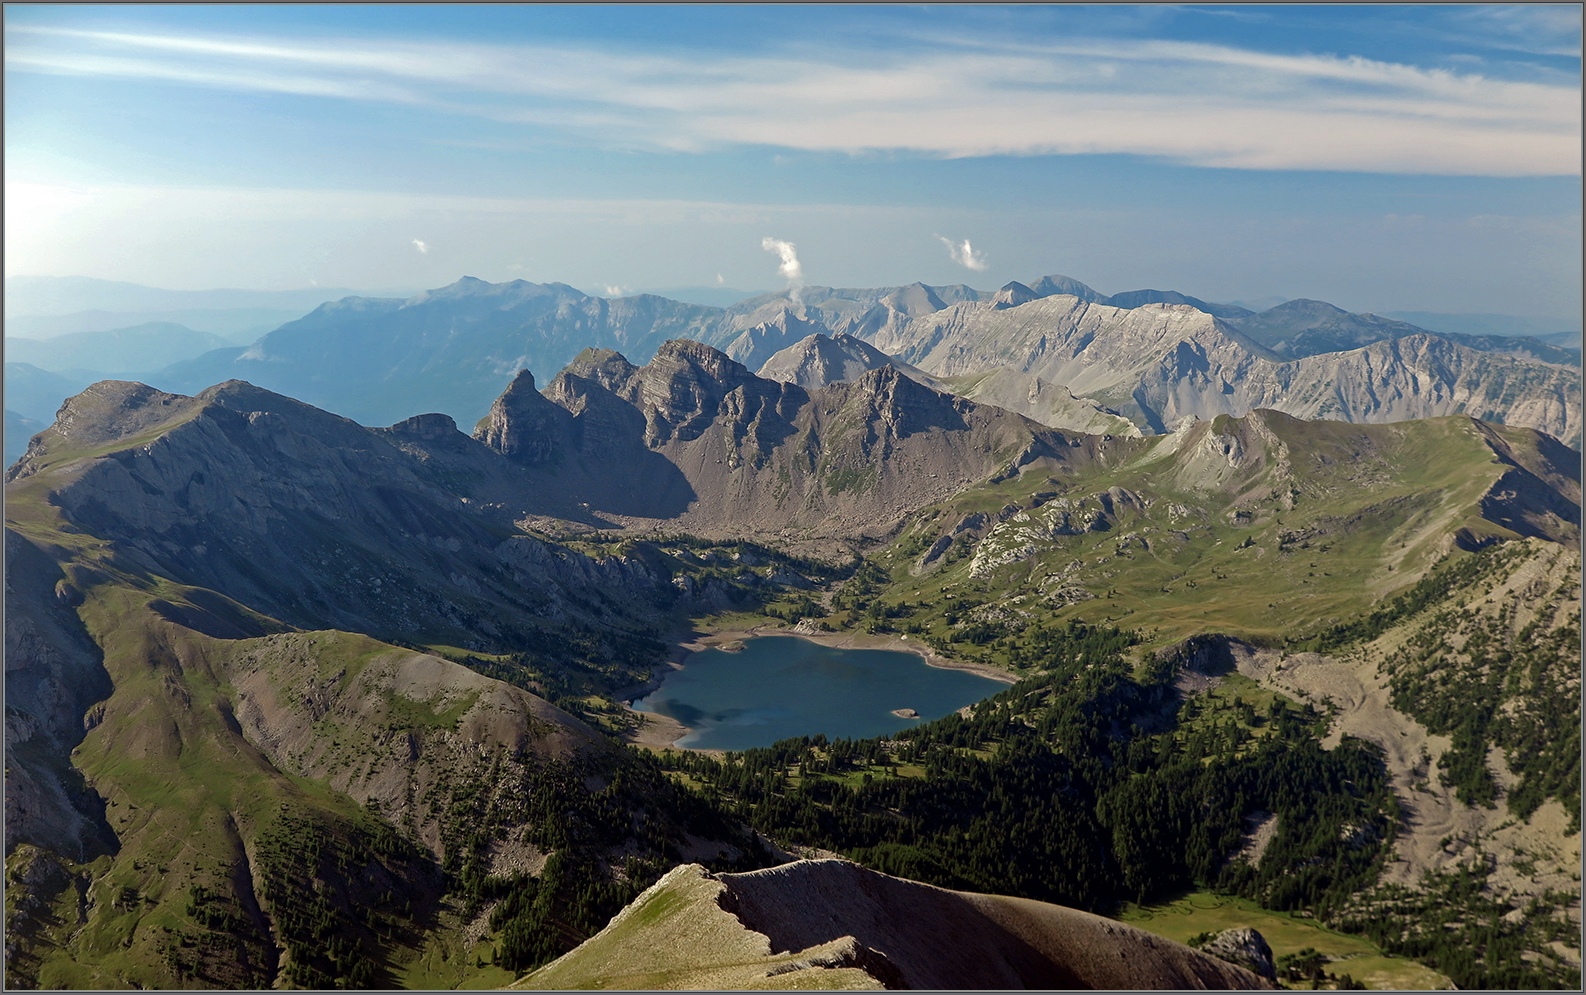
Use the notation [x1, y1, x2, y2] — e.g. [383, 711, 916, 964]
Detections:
[1027, 273, 1106, 302]
[756, 332, 934, 391]
[833, 364, 965, 443]
[1199, 928, 1276, 981]
[472, 369, 574, 464]
[561, 347, 640, 393]
[1252, 298, 1349, 326]
[992, 281, 1040, 309]
[389, 412, 459, 439]
[1105, 288, 1233, 315]
[722, 309, 834, 371]
[626, 340, 798, 447]
[46, 380, 195, 450]
[880, 282, 948, 316]
[386, 412, 470, 451]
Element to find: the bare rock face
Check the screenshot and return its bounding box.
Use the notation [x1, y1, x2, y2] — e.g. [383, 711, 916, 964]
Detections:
[991, 280, 1040, 310]
[1201, 927, 1277, 981]
[936, 367, 1142, 438]
[473, 370, 575, 464]
[585, 340, 810, 475]
[719, 309, 834, 372]
[465, 338, 1083, 536]
[389, 411, 460, 441]
[757, 332, 939, 391]
[866, 294, 1582, 445]
[3, 531, 115, 861]
[1027, 272, 1107, 302]
[518, 860, 1273, 991]
[388, 411, 471, 451]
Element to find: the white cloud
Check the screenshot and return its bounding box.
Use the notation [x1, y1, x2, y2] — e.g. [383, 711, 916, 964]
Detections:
[412, 238, 428, 254]
[936, 235, 987, 271]
[4, 180, 1578, 319]
[5, 23, 1579, 176]
[761, 237, 802, 284]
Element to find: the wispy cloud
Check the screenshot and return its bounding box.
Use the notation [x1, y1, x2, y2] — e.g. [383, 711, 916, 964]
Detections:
[412, 238, 428, 254]
[761, 237, 803, 284]
[6, 23, 1580, 175]
[936, 235, 987, 271]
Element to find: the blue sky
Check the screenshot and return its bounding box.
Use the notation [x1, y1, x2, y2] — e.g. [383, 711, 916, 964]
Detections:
[5, 4, 1581, 317]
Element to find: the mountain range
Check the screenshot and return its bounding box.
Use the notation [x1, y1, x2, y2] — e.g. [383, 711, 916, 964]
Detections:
[5, 330, 1580, 988]
[7, 274, 1579, 471]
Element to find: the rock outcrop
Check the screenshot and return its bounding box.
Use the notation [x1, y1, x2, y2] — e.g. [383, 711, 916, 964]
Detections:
[515, 860, 1273, 990]
[1201, 927, 1277, 981]
[936, 367, 1141, 437]
[472, 369, 574, 464]
[868, 294, 1582, 444]
[756, 331, 939, 390]
[451, 339, 1089, 537]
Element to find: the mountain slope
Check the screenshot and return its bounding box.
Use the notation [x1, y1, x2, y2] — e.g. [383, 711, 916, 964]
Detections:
[1225, 299, 1582, 365]
[936, 368, 1143, 438]
[149, 278, 725, 427]
[468, 339, 1105, 539]
[869, 407, 1578, 645]
[4, 307, 310, 342]
[864, 295, 1582, 444]
[514, 860, 1268, 991]
[755, 331, 939, 389]
[1, 378, 787, 989]
[4, 410, 45, 469]
[5, 323, 233, 376]
[3, 364, 90, 425]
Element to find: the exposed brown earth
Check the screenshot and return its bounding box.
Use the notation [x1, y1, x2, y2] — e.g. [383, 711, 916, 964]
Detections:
[515, 859, 1273, 990]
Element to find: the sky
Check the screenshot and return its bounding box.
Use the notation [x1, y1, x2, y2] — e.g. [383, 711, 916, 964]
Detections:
[5, 4, 1582, 318]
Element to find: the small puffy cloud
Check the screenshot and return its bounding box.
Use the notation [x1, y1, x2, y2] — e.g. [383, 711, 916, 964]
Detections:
[715, 272, 725, 285]
[761, 236, 802, 283]
[603, 283, 630, 296]
[412, 238, 428, 254]
[937, 235, 987, 271]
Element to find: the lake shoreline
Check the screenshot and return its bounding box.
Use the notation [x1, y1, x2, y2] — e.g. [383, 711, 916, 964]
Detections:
[621, 623, 1018, 751]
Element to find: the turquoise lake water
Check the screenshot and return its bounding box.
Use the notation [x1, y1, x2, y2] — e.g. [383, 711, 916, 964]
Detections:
[632, 635, 1006, 751]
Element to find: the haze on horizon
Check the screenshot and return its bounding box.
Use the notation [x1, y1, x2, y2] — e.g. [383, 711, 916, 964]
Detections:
[4, 4, 1582, 321]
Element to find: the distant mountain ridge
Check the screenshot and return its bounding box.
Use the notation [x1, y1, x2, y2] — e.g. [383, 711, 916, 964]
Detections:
[4, 274, 417, 318]
[6, 323, 234, 376]
[869, 293, 1581, 444]
[10, 273, 1580, 455]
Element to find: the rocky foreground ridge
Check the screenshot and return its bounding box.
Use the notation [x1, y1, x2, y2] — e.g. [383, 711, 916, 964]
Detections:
[514, 859, 1271, 990]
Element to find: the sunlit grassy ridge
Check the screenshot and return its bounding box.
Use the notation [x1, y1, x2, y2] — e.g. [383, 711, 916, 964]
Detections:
[1121, 890, 1451, 990]
[814, 412, 1571, 658]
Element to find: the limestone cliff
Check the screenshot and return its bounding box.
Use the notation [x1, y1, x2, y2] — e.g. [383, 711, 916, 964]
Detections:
[869, 295, 1582, 444]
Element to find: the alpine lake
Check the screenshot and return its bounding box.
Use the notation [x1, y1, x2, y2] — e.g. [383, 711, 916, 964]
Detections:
[632, 635, 1006, 751]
